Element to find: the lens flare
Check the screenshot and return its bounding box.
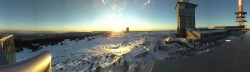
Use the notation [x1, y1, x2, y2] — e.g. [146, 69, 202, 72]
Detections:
[112, 24, 122, 32]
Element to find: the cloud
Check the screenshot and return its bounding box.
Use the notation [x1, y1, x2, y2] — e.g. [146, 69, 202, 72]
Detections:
[106, 0, 127, 13]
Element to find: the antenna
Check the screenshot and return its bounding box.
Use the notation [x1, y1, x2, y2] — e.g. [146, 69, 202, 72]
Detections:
[180, 0, 189, 3]
[235, 0, 247, 26]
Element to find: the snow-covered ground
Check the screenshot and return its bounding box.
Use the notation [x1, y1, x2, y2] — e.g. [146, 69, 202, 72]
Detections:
[16, 31, 227, 72]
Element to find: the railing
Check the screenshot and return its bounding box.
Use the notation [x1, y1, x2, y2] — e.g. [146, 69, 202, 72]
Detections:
[0, 51, 52, 72]
[0, 34, 52, 72]
[186, 29, 198, 40]
[0, 34, 16, 64]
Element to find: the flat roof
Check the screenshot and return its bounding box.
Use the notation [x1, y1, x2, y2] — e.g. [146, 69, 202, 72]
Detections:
[151, 32, 250, 72]
[214, 26, 245, 28]
[198, 30, 227, 34]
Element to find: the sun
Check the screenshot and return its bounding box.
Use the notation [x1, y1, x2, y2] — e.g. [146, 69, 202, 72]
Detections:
[94, 13, 128, 32]
[107, 14, 124, 32]
[112, 24, 122, 32]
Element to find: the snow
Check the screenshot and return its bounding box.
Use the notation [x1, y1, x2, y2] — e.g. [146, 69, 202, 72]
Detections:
[226, 36, 238, 40]
[165, 37, 188, 43]
[15, 31, 222, 72]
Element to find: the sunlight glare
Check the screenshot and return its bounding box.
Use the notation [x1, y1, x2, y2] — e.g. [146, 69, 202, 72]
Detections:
[107, 14, 124, 32]
[113, 24, 122, 32]
[92, 13, 153, 31]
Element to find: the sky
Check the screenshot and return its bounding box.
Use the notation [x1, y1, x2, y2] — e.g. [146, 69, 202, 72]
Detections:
[0, 0, 249, 32]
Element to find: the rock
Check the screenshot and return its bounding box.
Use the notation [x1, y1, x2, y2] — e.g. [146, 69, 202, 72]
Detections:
[60, 68, 63, 70]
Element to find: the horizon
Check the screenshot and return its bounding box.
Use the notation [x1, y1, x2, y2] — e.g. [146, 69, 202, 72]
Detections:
[0, 29, 176, 33]
[0, 0, 249, 32]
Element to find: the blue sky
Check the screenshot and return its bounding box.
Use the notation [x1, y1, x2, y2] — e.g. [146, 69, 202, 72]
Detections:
[0, 0, 249, 32]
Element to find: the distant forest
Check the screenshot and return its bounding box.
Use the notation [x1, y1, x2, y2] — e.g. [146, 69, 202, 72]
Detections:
[13, 32, 108, 52]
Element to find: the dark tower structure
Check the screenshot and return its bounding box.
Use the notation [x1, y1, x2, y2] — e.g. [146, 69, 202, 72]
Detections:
[235, 0, 247, 27]
[175, 0, 197, 38]
[126, 27, 129, 32]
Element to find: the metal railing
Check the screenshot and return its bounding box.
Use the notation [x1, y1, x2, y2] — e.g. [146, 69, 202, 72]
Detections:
[0, 34, 52, 72]
[0, 51, 52, 72]
[0, 34, 16, 64]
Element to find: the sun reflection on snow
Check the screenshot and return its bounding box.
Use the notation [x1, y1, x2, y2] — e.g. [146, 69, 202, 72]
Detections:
[108, 45, 132, 56]
[109, 32, 125, 37]
[103, 38, 148, 56]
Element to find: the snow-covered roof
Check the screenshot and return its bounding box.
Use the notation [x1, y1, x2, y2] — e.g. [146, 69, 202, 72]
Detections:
[165, 37, 188, 43]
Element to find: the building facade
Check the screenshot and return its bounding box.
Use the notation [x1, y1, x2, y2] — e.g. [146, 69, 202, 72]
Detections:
[195, 30, 228, 44]
[175, 1, 197, 38]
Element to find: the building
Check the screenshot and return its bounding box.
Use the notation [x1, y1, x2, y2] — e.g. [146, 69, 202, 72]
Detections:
[175, 0, 228, 43]
[174, 0, 249, 46]
[126, 27, 129, 32]
[213, 0, 248, 36]
[186, 28, 228, 45]
[175, 0, 197, 38]
[214, 26, 245, 36]
[175, 0, 230, 47]
[189, 29, 228, 44]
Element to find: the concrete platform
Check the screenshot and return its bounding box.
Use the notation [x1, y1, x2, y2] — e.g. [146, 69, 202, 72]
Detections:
[151, 32, 250, 72]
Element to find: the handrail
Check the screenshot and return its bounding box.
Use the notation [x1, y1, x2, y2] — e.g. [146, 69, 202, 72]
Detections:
[0, 34, 16, 64]
[0, 51, 52, 72]
[0, 46, 9, 65]
[0, 34, 14, 42]
[186, 29, 198, 39]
